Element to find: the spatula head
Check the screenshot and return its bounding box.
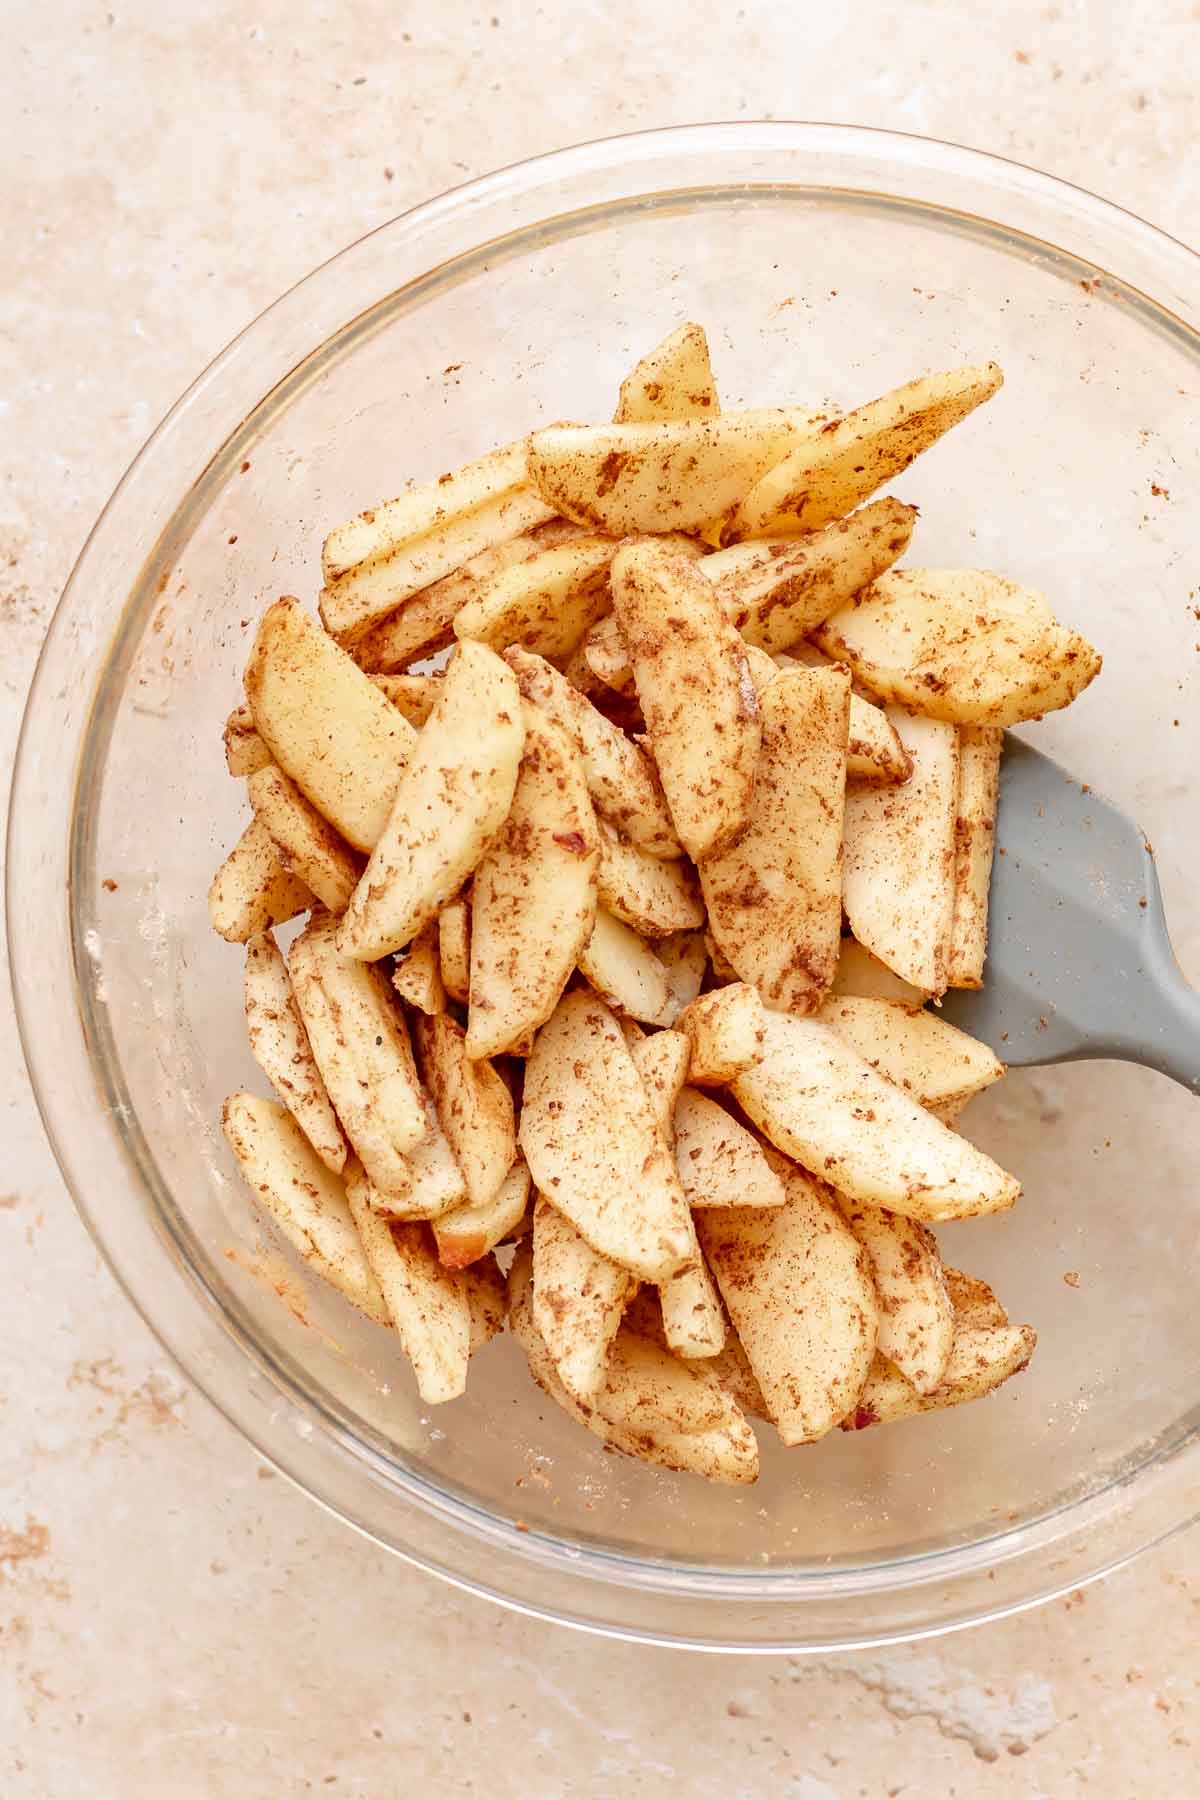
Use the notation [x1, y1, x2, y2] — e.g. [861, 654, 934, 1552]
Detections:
[938, 739, 1200, 1090]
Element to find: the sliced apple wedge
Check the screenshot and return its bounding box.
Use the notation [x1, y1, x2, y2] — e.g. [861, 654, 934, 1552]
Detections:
[505, 647, 681, 858]
[245, 597, 415, 850]
[413, 1012, 517, 1217]
[943, 1267, 1009, 1330]
[843, 1322, 1036, 1430]
[814, 569, 1101, 727]
[656, 1250, 728, 1360]
[700, 665, 849, 1013]
[627, 1029, 691, 1137]
[401, 1108, 470, 1219]
[519, 990, 694, 1282]
[338, 641, 525, 961]
[625, 1033, 726, 1358]
[723, 363, 1003, 540]
[527, 409, 823, 536]
[288, 913, 428, 1200]
[948, 724, 1004, 986]
[696, 1153, 878, 1446]
[392, 919, 446, 1016]
[611, 539, 760, 862]
[453, 535, 616, 661]
[244, 932, 347, 1174]
[247, 764, 363, 914]
[320, 436, 557, 641]
[818, 994, 1005, 1110]
[732, 1010, 1021, 1222]
[615, 322, 719, 423]
[596, 821, 704, 938]
[577, 908, 672, 1025]
[438, 897, 471, 1005]
[834, 1197, 953, 1394]
[842, 708, 960, 995]
[467, 701, 600, 1059]
[532, 1196, 635, 1403]
[678, 983, 767, 1086]
[222, 1094, 388, 1325]
[345, 1169, 470, 1404]
[703, 497, 916, 651]
[655, 930, 708, 1024]
[433, 1156, 530, 1270]
[782, 643, 912, 784]
[208, 818, 312, 944]
[461, 1253, 508, 1353]
[353, 519, 584, 673]
[624, 1288, 769, 1420]
[223, 703, 271, 778]
[671, 1089, 787, 1210]
[831, 937, 925, 1004]
[508, 1247, 759, 1484]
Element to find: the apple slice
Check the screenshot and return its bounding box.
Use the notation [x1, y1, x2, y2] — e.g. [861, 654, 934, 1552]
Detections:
[671, 1089, 786, 1210]
[614, 322, 719, 423]
[337, 642, 524, 961]
[453, 536, 616, 661]
[222, 1094, 388, 1325]
[508, 1248, 759, 1484]
[288, 913, 428, 1200]
[842, 708, 959, 996]
[732, 1009, 1021, 1222]
[467, 701, 599, 1059]
[208, 818, 312, 944]
[345, 1169, 470, 1404]
[244, 932, 347, 1174]
[814, 568, 1101, 727]
[697, 1153, 877, 1446]
[245, 597, 414, 851]
[723, 364, 1003, 540]
[700, 665, 849, 1013]
[948, 724, 1004, 986]
[834, 1196, 953, 1394]
[505, 647, 681, 858]
[704, 497, 916, 651]
[816, 994, 1005, 1110]
[320, 436, 556, 641]
[612, 538, 761, 862]
[526, 409, 823, 536]
[519, 990, 694, 1282]
[532, 1196, 635, 1403]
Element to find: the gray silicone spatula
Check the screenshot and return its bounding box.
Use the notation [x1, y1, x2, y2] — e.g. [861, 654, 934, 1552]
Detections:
[937, 738, 1200, 1093]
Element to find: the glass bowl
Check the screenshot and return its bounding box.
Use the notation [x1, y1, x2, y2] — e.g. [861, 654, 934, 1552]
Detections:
[10, 123, 1200, 1652]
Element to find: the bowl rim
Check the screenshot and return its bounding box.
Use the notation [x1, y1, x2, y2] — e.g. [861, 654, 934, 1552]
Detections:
[9, 119, 1200, 1652]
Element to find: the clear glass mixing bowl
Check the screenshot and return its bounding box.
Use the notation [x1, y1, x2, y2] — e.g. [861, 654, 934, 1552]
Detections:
[9, 124, 1200, 1651]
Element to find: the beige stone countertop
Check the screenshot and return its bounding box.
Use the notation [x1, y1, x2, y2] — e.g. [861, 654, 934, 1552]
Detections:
[3, 3, 1199, 1794]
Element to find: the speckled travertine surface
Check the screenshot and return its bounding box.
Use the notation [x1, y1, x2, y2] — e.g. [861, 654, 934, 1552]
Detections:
[3, 3, 1199, 1794]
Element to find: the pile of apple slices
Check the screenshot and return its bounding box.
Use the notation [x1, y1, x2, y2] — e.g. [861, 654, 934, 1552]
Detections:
[210, 323, 1100, 1484]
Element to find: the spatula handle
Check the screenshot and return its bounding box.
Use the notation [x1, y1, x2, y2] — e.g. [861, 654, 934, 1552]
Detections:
[1122, 929, 1200, 1093]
